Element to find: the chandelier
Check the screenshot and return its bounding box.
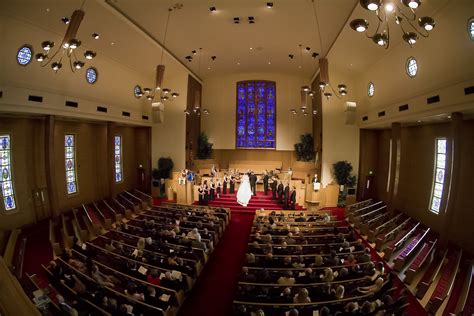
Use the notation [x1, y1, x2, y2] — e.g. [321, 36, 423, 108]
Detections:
[135, 4, 182, 106]
[312, 0, 347, 99]
[185, 48, 210, 116]
[34, 2, 97, 73]
[290, 45, 318, 117]
[350, 0, 436, 49]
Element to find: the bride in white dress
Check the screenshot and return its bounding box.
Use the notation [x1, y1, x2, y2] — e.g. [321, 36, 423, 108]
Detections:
[236, 174, 252, 207]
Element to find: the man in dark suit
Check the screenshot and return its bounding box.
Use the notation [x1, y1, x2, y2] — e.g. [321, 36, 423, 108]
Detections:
[290, 186, 297, 210]
[271, 176, 278, 200]
[249, 172, 257, 196]
[263, 171, 269, 195]
[277, 181, 284, 204]
[283, 182, 290, 209]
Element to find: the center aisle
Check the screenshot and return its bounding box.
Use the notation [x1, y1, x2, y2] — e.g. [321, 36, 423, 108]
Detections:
[177, 211, 255, 316]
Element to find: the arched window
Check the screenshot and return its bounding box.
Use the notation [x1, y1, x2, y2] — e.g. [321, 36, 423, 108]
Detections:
[114, 135, 123, 183]
[236, 81, 276, 148]
[1, 135, 16, 211]
[65, 134, 78, 194]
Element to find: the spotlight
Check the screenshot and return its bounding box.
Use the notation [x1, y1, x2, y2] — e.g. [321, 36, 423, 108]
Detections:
[248, 16, 255, 24]
[42, 41, 54, 51]
[350, 19, 369, 33]
[143, 88, 151, 94]
[338, 84, 347, 91]
[171, 92, 179, 98]
[385, 2, 394, 12]
[305, 47, 311, 51]
[209, 6, 216, 12]
[395, 15, 402, 25]
[234, 17, 240, 24]
[92, 33, 100, 39]
[288, 54, 294, 59]
[372, 33, 388, 46]
[308, 91, 314, 97]
[36, 53, 46, 62]
[311, 52, 319, 59]
[291, 109, 297, 115]
[203, 109, 210, 114]
[312, 110, 318, 115]
[266, 2, 273, 8]
[302, 86, 310, 92]
[84, 50, 96, 59]
[192, 50, 197, 55]
[211, 56, 217, 61]
[162, 88, 170, 94]
[147, 95, 153, 101]
[402, 0, 421, 9]
[324, 92, 332, 99]
[51, 62, 62, 72]
[184, 109, 191, 115]
[340, 90, 347, 96]
[360, 0, 381, 11]
[418, 16, 435, 31]
[69, 39, 81, 49]
[73, 61, 84, 69]
[318, 82, 326, 89]
[402, 32, 418, 46]
[61, 17, 70, 24]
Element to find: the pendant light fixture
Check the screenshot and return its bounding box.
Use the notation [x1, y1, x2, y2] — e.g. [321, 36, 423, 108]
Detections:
[185, 48, 210, 116]
[290, 45, 317, 117]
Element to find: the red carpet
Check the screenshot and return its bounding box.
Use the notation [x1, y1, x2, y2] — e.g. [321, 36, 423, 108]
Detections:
[207, 191, 302, 213]
[20, 220, 53, 276]
[177, 211, 255, 316]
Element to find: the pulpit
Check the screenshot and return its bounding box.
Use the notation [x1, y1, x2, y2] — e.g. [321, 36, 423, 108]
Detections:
[185, 181, 194, 205]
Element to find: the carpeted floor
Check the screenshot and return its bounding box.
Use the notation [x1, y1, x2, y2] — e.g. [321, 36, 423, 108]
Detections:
[177, 211, 255, 316]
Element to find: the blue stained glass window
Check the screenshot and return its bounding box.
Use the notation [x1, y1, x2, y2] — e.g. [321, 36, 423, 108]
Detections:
[85, 67, 98, 84]
[114, 135, 123, 183]
[236, 81, 276, 148]
[1, 134, 16, 211]
[17, 45, 33, 66]
[65, 134, 78, 194]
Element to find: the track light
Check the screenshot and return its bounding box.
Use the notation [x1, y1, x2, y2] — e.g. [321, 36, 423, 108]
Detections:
[51, 62, 62, 72]
[373, 33, 388, 46]
[234, 17, 240, 24]
[324, 92, 332, 99]
[171, 92, 179, 98]
[311, 52, 319, 59]
[192, 50, 197, 55]
[360, 0, 381, 11]
[184, 109, 191, 115]
[318, 82, 326, 89]
[203, 109, 210, 114]
[402, 0, 421, 9]
[288, 54, 294, 59]
[266, 2, 273, 8]
[92, 33, 100, 39]
[301, 86, 310, 92]
[61, 17, 70, 24]
[211, 56, 217, 61]
[162, 88, 170, 94]
[350, 19, 369, 33]
[248, 16, 255, 24]
[84, 50, 96, 59]
[402, 32, 417, 46]
[69, 39, 81, 49]
[209, 6, 216, 12]
[73, 61, 84, 69]
[418, 16, 435, 31]
[42, 41, 54, 51]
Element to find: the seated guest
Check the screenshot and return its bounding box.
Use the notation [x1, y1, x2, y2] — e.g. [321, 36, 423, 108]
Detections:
[50, 260, 63, 279]
[344, 302, 359, 314]
[325, 250, 340, 266]
[287, 309, 299, 316]
[366, 261, 385, 281]
[146, 269, 161, 286]
[245, 253, 256, 266]
[187, 228, 201, 240]
[285, 233, 296, 245]
[240, 267, 256, 282]
[263, 252, 275, 268]
[357, 248, 372, 263]
[344, 254, 357, 267]
[61, 273, 86, 294]
[322, 267, 339, 282]
[282, 256, 293, 268]
[357, 277, 385, 294]
[91, 264, 117, 287]
[68, 259, 87, 274]
[313, 254, 324, 267]
[277, 271, 295, 285]
[278, 287, 293, 303]
[338, 267, 349, 279]
[137, 237, 146, 250]
[354, 239, 365, 252]
[360, 301, 376, 314]
[292, 255, 305, 268]
[332, 285, 345, 300]
[257, 269, 272, 283]
[319, 306, 332, 316]
[297, 267, 315, 284]
[293, 288, 311, 303]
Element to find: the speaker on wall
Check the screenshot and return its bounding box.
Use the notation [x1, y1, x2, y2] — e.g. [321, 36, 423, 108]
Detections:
[344, 101, 357, 125]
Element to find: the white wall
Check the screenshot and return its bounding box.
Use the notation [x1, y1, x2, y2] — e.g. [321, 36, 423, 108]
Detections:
[201, 72, 313, 150]
[320, 68, 360, 187]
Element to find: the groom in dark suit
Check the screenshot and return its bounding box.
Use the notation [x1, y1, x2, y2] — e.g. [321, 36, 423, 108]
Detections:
[249, 171, 257, 196]
[271, 176, 278, 200]
[263, 171, 269, 195]
[277, 180, 284, 204]
[283, 182, 290, 209]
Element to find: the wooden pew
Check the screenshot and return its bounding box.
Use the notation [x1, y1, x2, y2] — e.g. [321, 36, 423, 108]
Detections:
[393, 228, 431, 271]
[382, 221, 420, 259]
[81, 204, 101, 236]
[61, 213, 75, 249]
[345, 199, 372, 213]
[426, 249, 463, 314]
[348, 201, 383, 222]
[92, 202, 112, 229]
[125, 190, 149, 210]
[245, 260, 375, 273]
[359, 212, 389, 235]
[72, 208, 90, 242]
[26, 272, 62, 313]
[56, 257, 171, 316]
[49, 220, 63, 256]
[99, 200, 121, 223]
[456, 264, 474, 315]
[404, 239, 437, 284]
[111, 198, 132, 219]
[133, 189, 153, 207]
[3, 228, 20, 267]
[42, 264, 112, 315]
[371, 214, 407, 245]
[416, 248, 448, 299]
[442, 262, 472, 315]
[353, 205, 387, 227]
[118, 193, 141, 213]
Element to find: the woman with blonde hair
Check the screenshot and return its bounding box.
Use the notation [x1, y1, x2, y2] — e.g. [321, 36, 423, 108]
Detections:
[293, 288, 311, 303]
[322, 267, 339, 282]
[332, 284, 345, 299]
[357, 277, 385, 294]
[137, 237, 146, 250]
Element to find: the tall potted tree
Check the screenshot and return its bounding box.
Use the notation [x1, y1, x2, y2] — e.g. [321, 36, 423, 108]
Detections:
[152, 157, 174, 198]
[332, 161, 357, 207]
[197, 132, 213, 159]
[294, 133, 316, 162]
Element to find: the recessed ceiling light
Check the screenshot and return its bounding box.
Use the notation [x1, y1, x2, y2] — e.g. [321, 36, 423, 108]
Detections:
[110, 42, 115, 45]
[209, 6, 216, 12]
[208, 67, 211, 70]
[298, 65, 302, 68]
[268, 61, 271, 65]
[92, 33, 100, 39]
[267, 2, 273, 8]
[237, 62, 240, 65]
[249, 47, 253, 50]
[447, 115, 451, 119]
[46, 8, 50, 12]
[417, 120, 422, 123]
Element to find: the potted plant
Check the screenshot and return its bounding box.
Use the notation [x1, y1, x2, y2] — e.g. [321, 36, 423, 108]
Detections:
[152, 157, 174, 198]
[294, 133, 315, 162]
[197, 132, 213, 159]
[332, 161, 357, 207]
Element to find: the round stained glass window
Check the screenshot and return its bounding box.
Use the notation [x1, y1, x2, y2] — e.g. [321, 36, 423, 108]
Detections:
[468, 17, 474, 41]
[406, 57, 418, 78]
[85, 67, 98, 84]
[17, 45, 33, 66]
[134, 85, 143, 98]
[368, 82, 375, 97]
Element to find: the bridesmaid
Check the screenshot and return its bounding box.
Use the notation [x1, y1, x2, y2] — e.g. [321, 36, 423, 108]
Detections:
[203, 180, 209, 205]
[210, 179, 216, 200]
[222, 173, 228, 194]
[198, 182, 204, 205]
[216, 178, 222, 199]
[230, 173, 236, 194]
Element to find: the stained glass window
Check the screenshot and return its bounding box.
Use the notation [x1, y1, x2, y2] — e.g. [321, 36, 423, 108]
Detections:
[430, 138, 447, 214]
[468, 17, 474, 41]
[85, 67, 98, 84]
[368, 82, 375, 97]
[17, 45, 33, 66]
[236, 81, 276, 149]
[406, 57, 418, 78]
[65, 134, 78, 194]
[114, 135, 123, 183]
[0, 135, 16, 211]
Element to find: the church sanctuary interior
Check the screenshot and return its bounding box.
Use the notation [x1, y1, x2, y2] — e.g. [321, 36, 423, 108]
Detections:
[1, 0, 474, 315]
